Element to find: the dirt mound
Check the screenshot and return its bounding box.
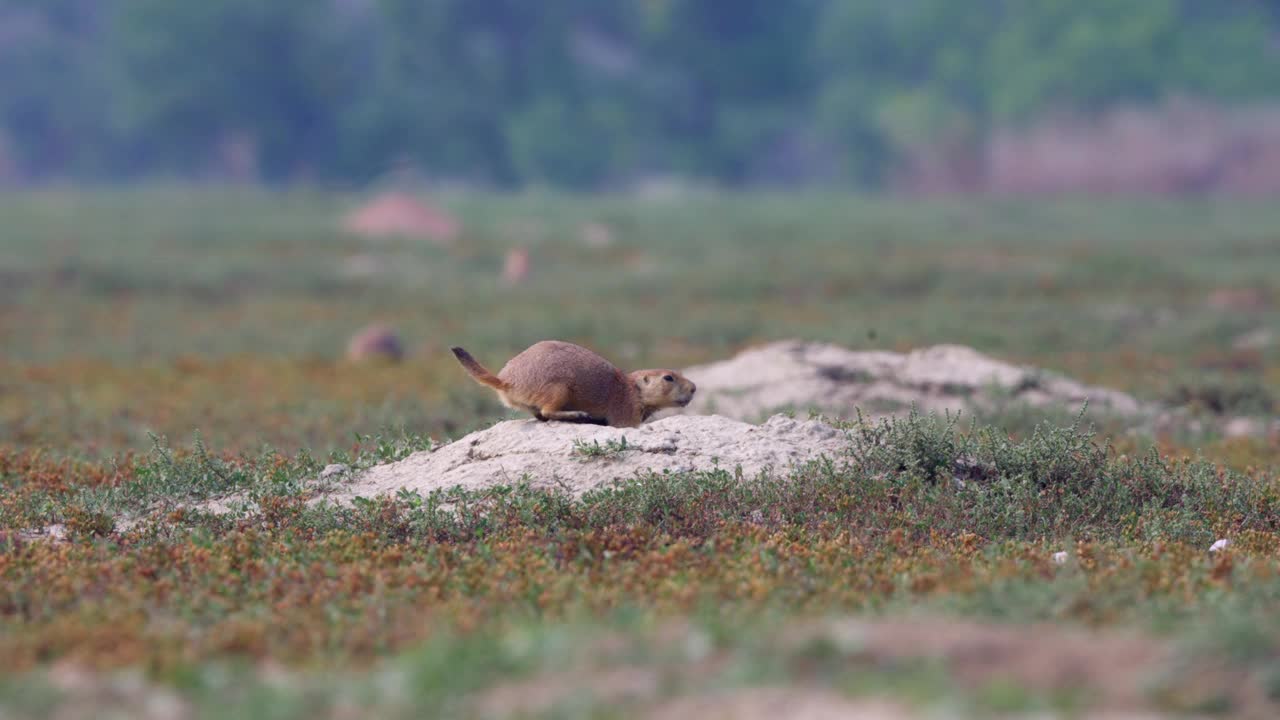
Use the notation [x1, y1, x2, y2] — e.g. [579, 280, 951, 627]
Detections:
[342, 192, 460, 244]
[320, 414, 850, 505]
[677, 340, 1146, 423]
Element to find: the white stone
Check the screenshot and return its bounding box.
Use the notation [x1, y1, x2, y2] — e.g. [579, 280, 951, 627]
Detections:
[319, 463, 351, 481]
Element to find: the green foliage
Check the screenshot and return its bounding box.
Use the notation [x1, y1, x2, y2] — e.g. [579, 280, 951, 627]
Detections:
[571, 436, 631, 459]
[107, 0, 365, 179]
[1, 191, 1278, 455]
[0, 188, 1277, 712]
[0, 0, 117, 178]
[104, 407, 1268, 548]
[1, 415, 1279, 715]
[815, 0, 1280, 176]
[4, 1, 1280, 185]
[1165, 376, 1277, 417]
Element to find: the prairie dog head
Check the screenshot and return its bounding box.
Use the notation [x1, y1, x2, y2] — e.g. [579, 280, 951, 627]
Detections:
[630, 369, 696, 410]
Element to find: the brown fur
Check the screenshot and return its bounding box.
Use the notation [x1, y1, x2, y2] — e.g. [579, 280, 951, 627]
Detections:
[450, 341, 696, 428]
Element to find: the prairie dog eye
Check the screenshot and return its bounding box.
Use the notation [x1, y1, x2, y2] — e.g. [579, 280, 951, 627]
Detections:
[662, 374, 674, 382]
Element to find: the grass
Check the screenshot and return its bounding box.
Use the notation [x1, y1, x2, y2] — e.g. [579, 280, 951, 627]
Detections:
[572, 437, 631, 459]
[1, 189, 1279, 717]
[2, 411, 1279, 716]
[3, 190, 1278, 454]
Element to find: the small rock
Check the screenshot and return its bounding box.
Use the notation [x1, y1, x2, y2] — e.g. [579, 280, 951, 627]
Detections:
[144, 690, 189, 720]
[1232, 327, 1275, 351]
[502, 246, 531, 285]
[1209, 538, 1231, 553]
[1222, 417, 1265, 439]
[346, 323, 404, 363]
[802, 421, 838, 440]
[1052, 551, 1069, 565]
[580, 222, 615, 248]
[47, 659, 96, 692]
[682, 629, 713, 662]
[320, 464, 350, 481]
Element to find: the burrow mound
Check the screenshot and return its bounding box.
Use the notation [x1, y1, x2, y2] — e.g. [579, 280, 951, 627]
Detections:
[674, 340, 1149, 423]
[319, 414, 851, 506]
[317, 341, 1152, 505]
[341, 192, 460, 244]
[234, 341, 1261, 511]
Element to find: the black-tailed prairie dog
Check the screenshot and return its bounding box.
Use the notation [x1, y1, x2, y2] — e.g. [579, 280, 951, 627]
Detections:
[450, 340, 696, 427]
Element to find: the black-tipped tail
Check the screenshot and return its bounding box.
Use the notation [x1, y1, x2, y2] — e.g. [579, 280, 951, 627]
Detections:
[451, 346, 506, 390]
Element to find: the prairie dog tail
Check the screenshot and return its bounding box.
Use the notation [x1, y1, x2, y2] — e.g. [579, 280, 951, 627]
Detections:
[450, 346, 508, 390]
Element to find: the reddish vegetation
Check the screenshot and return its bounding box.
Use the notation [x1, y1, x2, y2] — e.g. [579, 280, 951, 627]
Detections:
[342, 192, 460, 244]
[0, 489, 1276, 711]
[0, 448, 137, 532]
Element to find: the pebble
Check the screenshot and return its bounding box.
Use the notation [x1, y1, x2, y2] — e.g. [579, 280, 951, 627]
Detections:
[320, 464, 350, 481]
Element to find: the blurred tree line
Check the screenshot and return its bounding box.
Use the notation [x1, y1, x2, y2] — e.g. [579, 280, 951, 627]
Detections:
[2, 0, 1280, 187]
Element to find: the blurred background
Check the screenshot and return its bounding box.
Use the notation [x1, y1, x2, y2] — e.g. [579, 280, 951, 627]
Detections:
[6, 6, 1280, 711]
[5, 0, 1280, 191]
[1, 0, 1278, 456]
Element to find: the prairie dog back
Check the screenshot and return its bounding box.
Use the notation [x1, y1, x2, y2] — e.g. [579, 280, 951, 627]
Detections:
[499, 341, 627, 405]
[450, 340, 695, 427]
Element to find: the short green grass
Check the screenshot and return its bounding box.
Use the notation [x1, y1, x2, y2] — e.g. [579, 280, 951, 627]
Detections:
[2, 190, 1277, 454]
[2, 190, 1279, 718]
[572, 437, 631, 459]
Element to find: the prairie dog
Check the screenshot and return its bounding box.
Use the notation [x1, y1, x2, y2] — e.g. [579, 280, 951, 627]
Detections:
[450, 340, 696, 427]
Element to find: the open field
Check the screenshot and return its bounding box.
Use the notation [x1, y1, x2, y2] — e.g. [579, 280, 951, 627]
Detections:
[2, 190, 1280, 718]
